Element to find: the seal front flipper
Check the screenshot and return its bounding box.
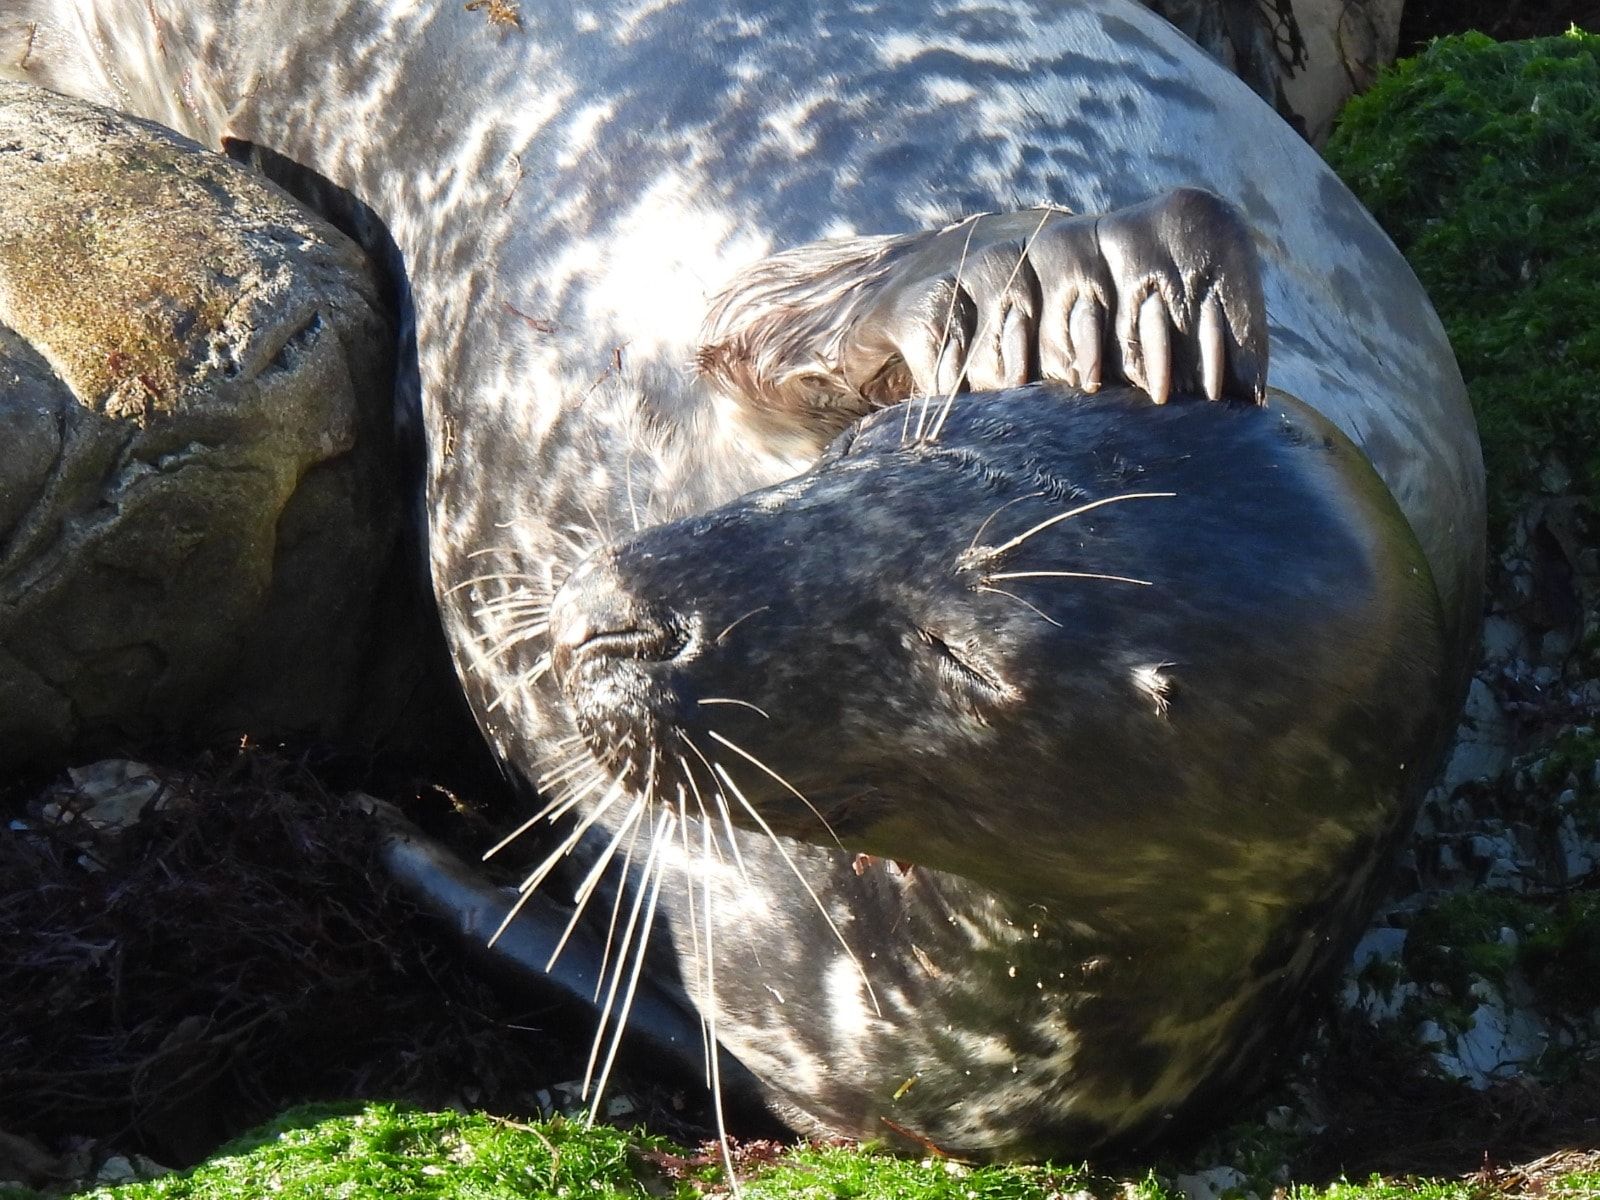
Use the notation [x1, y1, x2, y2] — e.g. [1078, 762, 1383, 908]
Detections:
[696, 188, 1267, 451]
[356, 795, 729, 1079]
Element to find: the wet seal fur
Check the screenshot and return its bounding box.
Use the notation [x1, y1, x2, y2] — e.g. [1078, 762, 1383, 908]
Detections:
[5, 0, 1483, 1160]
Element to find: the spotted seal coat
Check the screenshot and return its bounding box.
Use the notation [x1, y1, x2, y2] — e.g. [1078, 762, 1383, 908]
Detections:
[5, 0, 1483, 1159]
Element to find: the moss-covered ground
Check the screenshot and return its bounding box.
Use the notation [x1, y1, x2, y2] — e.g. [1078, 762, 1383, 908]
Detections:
[1405, 889, 1600, 1015]
[4, 1104, 1597, 1200]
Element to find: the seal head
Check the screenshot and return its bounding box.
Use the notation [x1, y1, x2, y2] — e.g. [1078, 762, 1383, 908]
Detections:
[553, 384, 1445, 903]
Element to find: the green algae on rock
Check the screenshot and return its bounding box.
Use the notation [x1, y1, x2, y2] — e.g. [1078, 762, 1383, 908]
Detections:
[1325, 29, 1600, 534]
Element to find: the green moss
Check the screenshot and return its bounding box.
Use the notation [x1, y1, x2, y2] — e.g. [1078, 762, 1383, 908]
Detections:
[1406, 892, 1530, 996]
[65, 1103, 672, 1199]
[734, 1145, 1133, 1200]
[1549, 1170, 1600, 1199]
[1325, 30, 1600, 532]
[1519, 892, 1600, 1010]
[1405, 889, 1600, 1014]
[1288, 1171, 1600, 1200]
[1162, 1115, 1307, 1197]
[1536, 729, 1600, 791]
[1288, 1178, 1483, 1200]
[12, 1105, 1151, 1200]
[15, 1104, 1593, 1200]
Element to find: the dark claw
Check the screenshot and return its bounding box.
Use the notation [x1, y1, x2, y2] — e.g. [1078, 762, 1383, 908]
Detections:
[1095, 187, 1268, 406]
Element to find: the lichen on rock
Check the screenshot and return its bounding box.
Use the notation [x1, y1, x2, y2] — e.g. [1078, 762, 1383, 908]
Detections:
[0, 83, 440, 767]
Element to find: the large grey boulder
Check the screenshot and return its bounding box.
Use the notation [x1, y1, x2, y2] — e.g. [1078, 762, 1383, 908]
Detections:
[0, 83, 436, 768]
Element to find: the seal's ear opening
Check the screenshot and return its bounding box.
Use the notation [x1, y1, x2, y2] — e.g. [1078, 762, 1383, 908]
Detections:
[811, 418, 861, 467]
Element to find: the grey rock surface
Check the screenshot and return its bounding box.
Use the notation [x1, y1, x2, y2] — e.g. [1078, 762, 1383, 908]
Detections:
[0, 82, 434, 767]
[1328, 497, 1600, 1092]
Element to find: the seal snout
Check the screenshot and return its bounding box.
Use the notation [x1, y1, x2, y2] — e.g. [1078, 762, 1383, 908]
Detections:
[549, 553, 686, 688]
[548, 551, 692, 792]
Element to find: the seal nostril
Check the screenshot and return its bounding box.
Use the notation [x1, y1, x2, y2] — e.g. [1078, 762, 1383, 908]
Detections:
[549, 553, 686, 686]
[570, 623, 683, 665]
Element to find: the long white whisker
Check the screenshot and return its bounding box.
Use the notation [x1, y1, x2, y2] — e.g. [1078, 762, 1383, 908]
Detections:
[467, 622, 551, 671]
[588, 811, 673, 1118]
[697, 819, 715, 1084]
[486, 652, 554, 712]
[472, 597, 549, 622]
[596, 807, 647, 1002]
[671, 773, 725, 1154]
[700, 815, 740, 1196]
[583, 808, 675, 1102]
[675, 785, 703, 975]
[965, 491, 1045, 557]
[986, 569, 1152, 586]
[912, 214, 981, 445]
[926, 208, 1054, 443]
[533, 731, 584, 756]
[589, 813, 659, 1036]
[560, 521, 604, 550]
[468, 616, 549, 647]
[976, 584, 1063, 628]
[975, 491, 1177, 562]
[545, 794, 648, 971]
[624, 456, 643, 533]
[482, 879, 547, 950]
[525, 765, 607, 831]
[714, 605, 771, 645]
[515, 736, 585, 781]
[481, 769, 602, 862]
[529, 774, 607, 825]
[698, 697, 772, 719]
[550, 527, 596, 561]
[472, 586, 548, 608]
[485, 778, 627, 952]
[466, 545, 536, 561]
[678, 731, 751, 885]
[550, 774, 631, 841]
[712, 763, 880, 1016]
[707, 729, 843, 850]
[533, 770, 617, 831]
[480, 811, 547, 865]
[538, 748, 605, 792]
[445, 570, 547, 595]
[573, 494, 615, 544]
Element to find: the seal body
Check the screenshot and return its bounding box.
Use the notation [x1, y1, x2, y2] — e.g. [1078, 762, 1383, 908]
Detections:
[5, 0, 1483, 1157]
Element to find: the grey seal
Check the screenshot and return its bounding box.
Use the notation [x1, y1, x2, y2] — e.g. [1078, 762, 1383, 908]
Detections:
[4, 0, 1483, 1160]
